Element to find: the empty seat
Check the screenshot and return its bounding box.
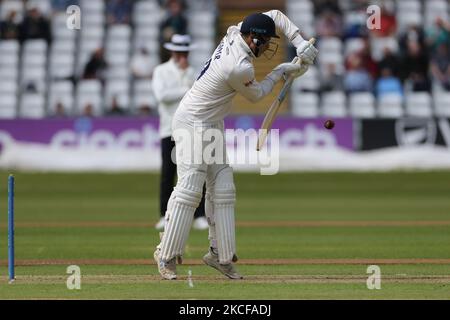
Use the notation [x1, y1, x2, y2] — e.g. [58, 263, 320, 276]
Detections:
[23, 53, 47, 67]
[107, 25, 132, 40]
[397, 0, 421, 11]
[133, 1, 162, 26]
[133, 79, 157, 110]
[405, 93, 433, 118]
[80, 25, 105, 40]
[434, 92, 450, 117]
[0, 94, 17, 118]
[321, 91, 347, 117]
[0, 40, 19, 55]
[0, 80, 18, 94]
[76, 80, 103, 115]
[291, 66, 319, 92]
[23, 39, 47, 54]
[318, 37, 343, 53]
[80, 0, 105, 12]
[19, 93, 45, 118]
[49, 54, 75, 79]
[378, 93, 403, 118]
[349, 93, 376, 118]
[107, 66, 131, 80]
[291, 92, 319, 118]
[0, 54, 19, 66]
[53, 26, 77, 40]
[81, 13, 105, 26]
[345, 38, 365, 56]
[77, 80, 102, 94]
[106, 52, 129, 66]
[397, 11, 422, 32]
[106, 39, 131, 54]
[0, 66, 19, 80]
[51, 40, 76, 54]
[105, 80, 130, 107]
[286, 0, 313, 13]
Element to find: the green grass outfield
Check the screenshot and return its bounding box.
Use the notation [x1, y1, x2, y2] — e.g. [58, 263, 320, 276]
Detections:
[0, 171, 449, 299]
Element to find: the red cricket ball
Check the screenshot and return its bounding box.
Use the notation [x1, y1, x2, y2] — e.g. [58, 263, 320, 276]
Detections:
[324, 120, 335, 130]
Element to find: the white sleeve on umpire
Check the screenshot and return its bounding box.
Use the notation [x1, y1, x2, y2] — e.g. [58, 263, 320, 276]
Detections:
[152, 67, 189, 104]
[262, 10, 305, 47]
[228, 62, 277, 103]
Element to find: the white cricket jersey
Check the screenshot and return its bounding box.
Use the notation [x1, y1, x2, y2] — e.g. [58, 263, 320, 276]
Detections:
[176, 10, 302, 123]
[152, 58, 196, 138]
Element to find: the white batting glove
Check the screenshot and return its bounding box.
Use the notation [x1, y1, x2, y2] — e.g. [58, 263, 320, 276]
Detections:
[283, 63, 309, 81]
[267, 63, 302, 84]
[296, 40, 318, 65]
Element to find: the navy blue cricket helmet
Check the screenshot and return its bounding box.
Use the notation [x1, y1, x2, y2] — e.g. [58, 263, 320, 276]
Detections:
[240, 13, 280, 38]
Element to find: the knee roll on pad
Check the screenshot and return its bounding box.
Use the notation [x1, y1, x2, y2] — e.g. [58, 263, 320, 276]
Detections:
[213, 167, 236, 205]
[173, 169, 206, 208]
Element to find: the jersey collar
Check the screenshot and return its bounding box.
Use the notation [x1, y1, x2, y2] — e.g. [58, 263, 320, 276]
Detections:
[236, 33, 256, 59]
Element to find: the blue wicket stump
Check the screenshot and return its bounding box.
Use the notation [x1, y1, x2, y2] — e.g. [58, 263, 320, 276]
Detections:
[8, 175, 15, 283]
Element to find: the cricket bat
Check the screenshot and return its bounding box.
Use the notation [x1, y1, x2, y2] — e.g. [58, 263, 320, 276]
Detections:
[256, 38, 316, 151]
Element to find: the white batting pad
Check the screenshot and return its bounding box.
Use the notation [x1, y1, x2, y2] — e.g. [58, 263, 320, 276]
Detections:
[213, 167, 236, 264]
[205, 190, 217, 249]
[159, 169, 206, 261]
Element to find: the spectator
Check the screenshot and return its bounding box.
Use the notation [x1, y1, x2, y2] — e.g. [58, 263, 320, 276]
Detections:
[401, 41, 430, 92]
[369, 5, 396, 38]
[314, 0, 341, 16]
[83, 48, 108, 81]
[399, 25, 425, 55]
[81, 103, 94, 117]
[315, 9, 343, 38]
[51, 0, 79, 12]
[106, 96, 126, 116]
[426, 17, 450, 53]
[346, 0, 369, 11]
[378, 47, 400, 77]
[130, 47, 154, 79]
[343, 10, 368, 39]
[106, 0, 132, 25]
[375, 67, 403, 98]
[430, 43, 450, 91]
[159, 0, 188, 62]
[344, 53, 373, 93]
[20, 6, 51, 44]
[320, 63, 344, 92]
[0, 11, 20, 40]
[357, 38, 378, 79]
[51, 102, 67, 117]
[138, 104, 152, 116]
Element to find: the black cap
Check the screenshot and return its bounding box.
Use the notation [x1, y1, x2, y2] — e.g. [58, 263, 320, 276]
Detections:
[240, 13, 280, 38]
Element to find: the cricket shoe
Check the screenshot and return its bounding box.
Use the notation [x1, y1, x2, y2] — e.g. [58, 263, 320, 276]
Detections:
[154, 217, 166, 230]
[202, 248, 243, 280]
[154, 248, 177, 280]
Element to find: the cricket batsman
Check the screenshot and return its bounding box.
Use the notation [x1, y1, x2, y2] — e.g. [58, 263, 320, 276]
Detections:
[154, 10, 318, 280]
